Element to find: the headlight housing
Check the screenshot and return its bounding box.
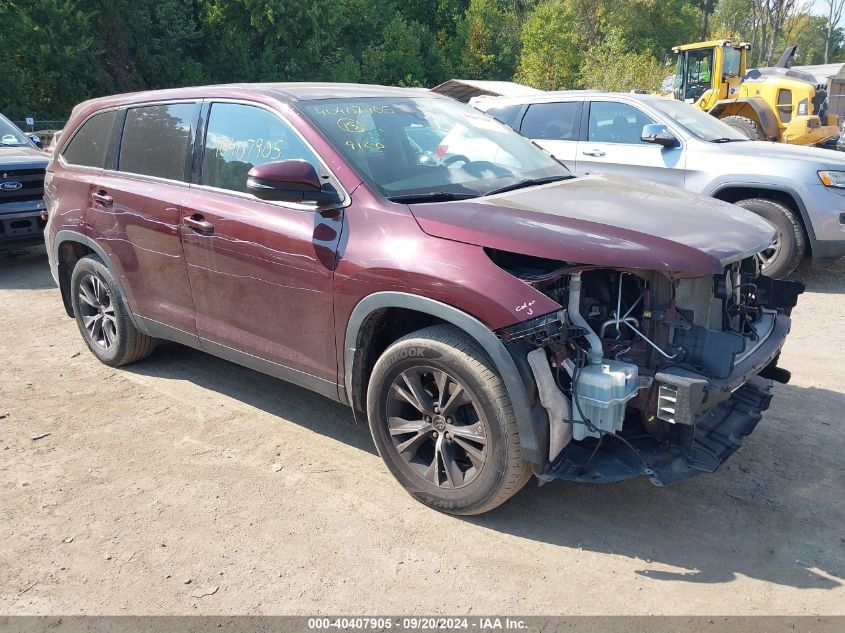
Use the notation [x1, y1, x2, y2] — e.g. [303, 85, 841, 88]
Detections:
[818, 170, 845, 188]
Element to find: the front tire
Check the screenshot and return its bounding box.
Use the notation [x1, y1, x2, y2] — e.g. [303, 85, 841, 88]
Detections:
[70, 255, 156, 366]
[367, 325, 531, 515]
[734, 198, 806, 278]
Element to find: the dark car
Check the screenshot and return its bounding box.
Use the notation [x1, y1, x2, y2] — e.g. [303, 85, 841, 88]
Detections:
[45, 84, 802, 515]
[0, 113, 49, 249]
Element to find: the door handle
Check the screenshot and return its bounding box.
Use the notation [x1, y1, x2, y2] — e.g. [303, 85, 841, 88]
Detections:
[183, 214, 215, 235]
[92, 191, 113, 207]
[582, 150, 606, 157]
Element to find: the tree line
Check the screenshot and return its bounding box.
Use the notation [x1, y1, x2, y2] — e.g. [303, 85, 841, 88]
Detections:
[2, 0, 845, 121]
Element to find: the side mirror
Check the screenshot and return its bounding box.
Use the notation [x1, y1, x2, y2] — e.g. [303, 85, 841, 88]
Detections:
[246, 159, 342, 205]
[29, 134, 43, 148]
[641, 124, 678, 148]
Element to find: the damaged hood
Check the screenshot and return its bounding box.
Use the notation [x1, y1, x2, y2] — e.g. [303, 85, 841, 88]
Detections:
[408, 174, 775, 274]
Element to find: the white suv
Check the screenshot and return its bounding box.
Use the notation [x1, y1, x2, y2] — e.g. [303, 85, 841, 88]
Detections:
[473, 91, 845, 277]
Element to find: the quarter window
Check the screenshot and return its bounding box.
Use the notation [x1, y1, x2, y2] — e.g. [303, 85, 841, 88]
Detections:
[587, 102, 656, 145]
[201, 103, 319, 194]
[118, 104, 197, 180]
[520, 102, 579, 140]
[62, 110, 118, 168]
[485, 104, 523, 128]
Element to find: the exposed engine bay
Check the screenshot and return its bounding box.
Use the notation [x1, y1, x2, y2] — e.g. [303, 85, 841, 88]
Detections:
[491, 249, 804, 485]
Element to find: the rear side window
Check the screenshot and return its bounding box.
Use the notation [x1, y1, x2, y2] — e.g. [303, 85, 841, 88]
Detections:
[201, 103, 319, 194]
[485, 104, 523, 128]
[118, 104, 197, 181]
[521, 102, 580, 141]
[62, 110, 117, 168]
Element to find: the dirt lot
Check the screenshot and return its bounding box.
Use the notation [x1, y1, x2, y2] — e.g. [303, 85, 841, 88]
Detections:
[1, 245, 844, 615]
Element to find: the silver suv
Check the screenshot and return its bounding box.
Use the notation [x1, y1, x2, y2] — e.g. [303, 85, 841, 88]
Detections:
[472, 91, 845, 277]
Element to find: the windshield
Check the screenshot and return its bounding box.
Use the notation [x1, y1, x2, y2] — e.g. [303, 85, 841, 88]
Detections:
[0, 116, 29, 147]
[650, 99, 748, 142]
[299, 96, 570, 201]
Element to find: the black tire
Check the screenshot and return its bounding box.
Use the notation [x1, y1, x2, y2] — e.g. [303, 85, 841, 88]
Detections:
[367, 325, 532, 515]
[721, 115, 766, 141]
[70, 255, 156, 367]
[734, 198, 806, 278]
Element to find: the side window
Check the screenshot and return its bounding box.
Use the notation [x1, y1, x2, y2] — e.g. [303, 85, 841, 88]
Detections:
[778, 89, 793, 123]
[201, 103, 319, 195]
[587, 102, 656, 145]
[520, 102, 579, 141]
[62, 110, 118, 168]
[485, 104, 523, 128]
[684, 48, 714, 101]
[118, 104, 197, 180]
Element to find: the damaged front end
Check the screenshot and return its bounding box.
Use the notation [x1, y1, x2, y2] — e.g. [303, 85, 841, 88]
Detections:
[493, 251, 804, 485]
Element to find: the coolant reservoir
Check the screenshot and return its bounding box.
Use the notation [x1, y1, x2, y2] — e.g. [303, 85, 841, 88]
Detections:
[572, 360, 639, 441]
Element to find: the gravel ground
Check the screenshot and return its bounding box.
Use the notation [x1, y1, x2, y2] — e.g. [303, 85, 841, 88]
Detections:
[1, 245, 844, 615]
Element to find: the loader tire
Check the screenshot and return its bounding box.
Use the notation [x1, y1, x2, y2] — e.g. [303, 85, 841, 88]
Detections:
[721, 115, 766, 141]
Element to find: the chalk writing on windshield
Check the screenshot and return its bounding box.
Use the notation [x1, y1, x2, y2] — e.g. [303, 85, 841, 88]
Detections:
[313, 104, 395, 117]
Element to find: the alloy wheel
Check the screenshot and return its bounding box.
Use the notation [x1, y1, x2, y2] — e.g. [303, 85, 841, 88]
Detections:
[385, 366, 488, 489]
[77, 274, 118, 349]
[757, 234, 782, 270]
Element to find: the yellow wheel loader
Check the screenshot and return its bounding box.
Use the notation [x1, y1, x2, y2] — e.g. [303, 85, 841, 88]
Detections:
[672, 40, 839, 145]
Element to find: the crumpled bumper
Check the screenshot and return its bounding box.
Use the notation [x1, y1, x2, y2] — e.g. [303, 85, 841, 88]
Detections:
[540, 376, 774, 486]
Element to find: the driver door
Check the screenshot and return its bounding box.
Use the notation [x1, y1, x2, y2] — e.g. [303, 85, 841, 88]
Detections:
[180, 101, 344, 392]
[575, 100, 686, 188]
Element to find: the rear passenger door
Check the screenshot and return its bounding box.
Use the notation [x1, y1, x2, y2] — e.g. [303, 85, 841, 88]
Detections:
[576, 100, 685, 187]
[518, 101, 582, 171]
[90, 102, 201, 338]
[180, 102, 344, 394]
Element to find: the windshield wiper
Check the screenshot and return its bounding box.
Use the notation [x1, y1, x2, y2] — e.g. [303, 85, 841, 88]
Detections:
[709, 137, 748, 143]
[387, 192, 479, 204]
[484, 175, 570, 196]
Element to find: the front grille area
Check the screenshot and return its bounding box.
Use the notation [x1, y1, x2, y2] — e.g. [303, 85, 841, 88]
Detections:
[1, 167, 46, 205]
[674, 276, 723, 330]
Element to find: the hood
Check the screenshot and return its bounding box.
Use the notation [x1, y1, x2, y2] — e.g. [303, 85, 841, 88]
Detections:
[718, 140, 845, 167]
[408, 174, 775, 275]
[0, 145, 49, 170]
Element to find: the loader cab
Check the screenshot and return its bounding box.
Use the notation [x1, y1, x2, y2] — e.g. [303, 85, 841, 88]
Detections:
[673, 40, 749, 111]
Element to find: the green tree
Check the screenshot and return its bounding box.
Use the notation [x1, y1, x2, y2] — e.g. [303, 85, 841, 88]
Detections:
[459, 0, 522, 79]
[361, 15, 429, 86]
[515, 0, 584, 89]
[579, 30, 665, 92]
[710, 0, 755, 40]
[607, 0, 699, 61]
[0, 0, 103, 119]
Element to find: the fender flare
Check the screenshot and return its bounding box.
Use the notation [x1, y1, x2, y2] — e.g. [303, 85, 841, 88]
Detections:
[343, 292, 545, 467]
[707, 182, 817, 243]
[709, 97, 780, 139]
[53, 230, 141, 328]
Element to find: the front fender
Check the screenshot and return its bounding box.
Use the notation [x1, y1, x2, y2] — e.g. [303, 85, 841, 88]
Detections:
[704, 180, 817, 243]
[344, 292, 548, 468]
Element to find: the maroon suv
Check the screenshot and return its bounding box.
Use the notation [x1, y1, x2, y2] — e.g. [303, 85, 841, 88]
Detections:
[45, 83, 803, 514]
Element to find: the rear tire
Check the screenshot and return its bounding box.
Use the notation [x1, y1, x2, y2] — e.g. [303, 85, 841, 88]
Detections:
[367, 325, 532, 515]
[721, 115, 766, 141]
[734, 198, 806, 278]
[70, 255, 156, 366]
